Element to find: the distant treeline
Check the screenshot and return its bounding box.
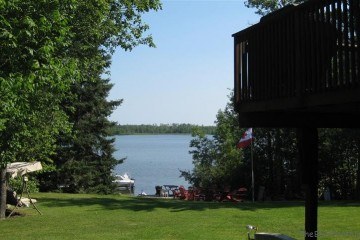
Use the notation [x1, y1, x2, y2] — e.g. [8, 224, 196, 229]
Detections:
[108, 123, 216, 135]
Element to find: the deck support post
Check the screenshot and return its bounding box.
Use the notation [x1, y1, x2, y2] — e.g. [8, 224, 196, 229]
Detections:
[297, 128, 318, 240]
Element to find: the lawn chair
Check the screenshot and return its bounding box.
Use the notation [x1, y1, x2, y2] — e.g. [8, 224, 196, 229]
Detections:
[155, 186, 163, 197]
[223, 187, 247, 202]
[178, 185, 189, 200]
[171, 187, 180, 198]
[187, 186, 195, 200]
[6, 162, 43, 217]
[193, 187, 206, 201]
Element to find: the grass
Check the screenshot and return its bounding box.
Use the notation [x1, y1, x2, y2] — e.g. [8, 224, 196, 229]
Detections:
[1, 193, 359, 240]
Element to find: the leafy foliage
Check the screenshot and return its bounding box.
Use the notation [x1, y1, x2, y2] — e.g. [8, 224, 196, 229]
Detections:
[50, 78, 123, 194]
[245, 0, 306, 16]
[184, 93, 360, 200]
[9, 177, 39, 194]
[180, 93, 244, 190]
[318, 129, 360, 200]
[0, 0, 161, 217]
[44, 0, 161, 194]
[0, 0, 75, 166]
[0, 0, 78, 218]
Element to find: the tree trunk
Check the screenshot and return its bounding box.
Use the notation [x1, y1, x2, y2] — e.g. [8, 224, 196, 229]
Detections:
[274, 129, 283, 199]
[266, 130, 274, 199]
[0, 167, 7, 219]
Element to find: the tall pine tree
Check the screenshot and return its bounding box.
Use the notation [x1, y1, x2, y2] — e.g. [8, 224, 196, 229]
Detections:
[36, 0, 161, 194]
[53, 78, 122, 194]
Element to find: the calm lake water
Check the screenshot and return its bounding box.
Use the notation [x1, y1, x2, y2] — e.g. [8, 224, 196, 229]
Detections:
[113, 135, 194, 195]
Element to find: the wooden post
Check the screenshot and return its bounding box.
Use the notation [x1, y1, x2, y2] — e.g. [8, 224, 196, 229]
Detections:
[297, 128, 318, 240]
[251, 139, 255, 202]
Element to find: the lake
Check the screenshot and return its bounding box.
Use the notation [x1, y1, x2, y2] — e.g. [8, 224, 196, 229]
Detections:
[113, 135, 194, 195]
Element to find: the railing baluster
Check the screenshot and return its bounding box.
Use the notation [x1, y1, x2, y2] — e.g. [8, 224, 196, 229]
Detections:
[251, 31, 257, 101]
[264, 25, 268, 100]
[319, 4, 326, 91]
[281, 19, 287, 97]
[325, 3, 332, 89]
[348, 0, 356, 85]
[248, 37, 253, 101]
[253, 30, 259, 101]
[274, 22, 278, 98]
[250, 32, 255, 101]
[239, 40, 242, 102]
[331, 1, 339, 88]
[235, 40, 240, 103]
[259, 27, 265, 100]
[343, 0, 350, 87]
[295, 10, 303, 96]
[275, 21, 280, 98]
[314, 3, 322, 92]
[285, 17, 290, 97]
[286, 16, 292, 97]
[355, 0, 360, 85]
[242, 42, 248, 100]
[305, 9, 312, 93]
[336, 0, 344, 86]
[291, 13, 297, 97]
[265, 23, 270, 99]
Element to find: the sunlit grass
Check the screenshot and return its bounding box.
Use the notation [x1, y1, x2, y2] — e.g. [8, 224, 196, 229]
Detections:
[1, 193, 359, 239]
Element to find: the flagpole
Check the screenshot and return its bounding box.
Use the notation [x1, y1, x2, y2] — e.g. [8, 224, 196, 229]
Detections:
[251, 135, 255, 202]
[237, 128, 255, 202]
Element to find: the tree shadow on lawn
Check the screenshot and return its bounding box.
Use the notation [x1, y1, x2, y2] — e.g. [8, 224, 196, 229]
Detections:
[37, 195, 358, 213]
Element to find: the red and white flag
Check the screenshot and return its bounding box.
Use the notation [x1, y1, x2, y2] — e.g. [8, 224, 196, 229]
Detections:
[237, 128, 253, 148]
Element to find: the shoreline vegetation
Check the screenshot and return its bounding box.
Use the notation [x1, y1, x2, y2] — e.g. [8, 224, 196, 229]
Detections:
[108, 123, 216, 135]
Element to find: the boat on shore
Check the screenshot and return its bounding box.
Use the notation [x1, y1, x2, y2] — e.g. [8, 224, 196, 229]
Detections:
[113, 173, 135, 193]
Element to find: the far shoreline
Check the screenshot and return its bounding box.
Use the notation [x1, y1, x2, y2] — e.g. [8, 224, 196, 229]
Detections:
[108, 123, 216, 136]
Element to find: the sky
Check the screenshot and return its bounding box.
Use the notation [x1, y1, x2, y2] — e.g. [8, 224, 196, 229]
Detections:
[108, 0, 260, 126]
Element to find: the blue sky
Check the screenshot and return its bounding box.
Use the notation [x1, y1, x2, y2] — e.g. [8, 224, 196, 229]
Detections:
[108, 0, 260, 126]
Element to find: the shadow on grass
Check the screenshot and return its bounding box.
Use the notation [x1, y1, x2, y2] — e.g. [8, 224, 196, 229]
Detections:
[37, 194, 360, 213]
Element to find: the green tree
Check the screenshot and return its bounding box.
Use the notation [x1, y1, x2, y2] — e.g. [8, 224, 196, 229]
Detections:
[51, 78, 123, 193]
[245, 0, 306, 16]
[182, 93, 301, 200]
[183, 91, 360, 201]
[0, 0, 162, 218]
[0, 0, 76, 219]
[318, 129, 360, 200]
[46, 0, 161, 193]
[181, 93, 243, 190]
[181, 129, 217, 188]
[251, 128, 300, 200]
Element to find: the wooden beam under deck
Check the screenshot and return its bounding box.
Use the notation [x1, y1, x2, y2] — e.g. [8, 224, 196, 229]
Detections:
[238, 111, 360, 128]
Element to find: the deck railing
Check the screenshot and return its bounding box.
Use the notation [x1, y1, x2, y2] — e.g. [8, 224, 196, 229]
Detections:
[233, 0, 359, 108]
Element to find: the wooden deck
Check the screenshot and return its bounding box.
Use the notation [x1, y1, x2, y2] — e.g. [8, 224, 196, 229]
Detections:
[233, 0, 359, 127]
[233, 1, 359, 239]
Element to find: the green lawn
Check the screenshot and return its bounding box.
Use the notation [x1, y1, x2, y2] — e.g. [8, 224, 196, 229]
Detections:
[1, 193, 359, 239]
